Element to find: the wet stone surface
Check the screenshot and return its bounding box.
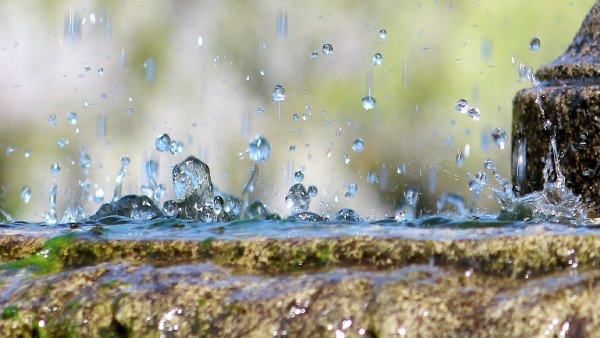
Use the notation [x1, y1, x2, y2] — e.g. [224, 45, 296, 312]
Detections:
[2, 220, 600, 336]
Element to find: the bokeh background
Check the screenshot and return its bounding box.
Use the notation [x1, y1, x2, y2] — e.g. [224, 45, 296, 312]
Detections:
[0, 0, 595, 222]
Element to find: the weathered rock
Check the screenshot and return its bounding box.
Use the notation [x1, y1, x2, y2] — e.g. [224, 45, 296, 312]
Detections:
[512, 1, 600, 217]
[2, 223, 600, 336]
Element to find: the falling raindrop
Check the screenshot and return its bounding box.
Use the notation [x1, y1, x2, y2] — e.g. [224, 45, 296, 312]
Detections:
[373, 53, 383, 66]
[57, 139, 69, 148]
[352, 139, 364, 152]
[272, 84, 286, 102]
[362, 96, 377, 110]
[248, 135, 271, 163]
[294, 171, 304, 183]
[50, 163, 61, 177]
[276, 8, 288, 40]
[48, 114, 57, 127]
[367, 171, 378, 184]
[529, 37, 541, 51]
[379, 29, 387, 39]
[257, 107, 265, 114]
[322, 43, 333, 55]
[467, 107, 481, 121]
[490, 128, 508, 150]
[67, 112, 78, 125]
[79, 153, 92, 168]
[455, 99, 469, 114]
[20, 186, 32, 203]
[293, 114, 299, 121]
[456, 150, 465, 168]
[344, 155, 351, 164]
[310, 51, 319, 59]
[156, 133, 171, 152]
[345, 182, 358, 199]
[308, 185, 318, 198]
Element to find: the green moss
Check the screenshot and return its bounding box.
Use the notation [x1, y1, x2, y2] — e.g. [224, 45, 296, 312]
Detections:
[2, 305, 18, 319]
[99, 280, 120, 289]
[315, 243, 333, 266]
[0, 233, 76, 276]
[201, 238, 214, 251]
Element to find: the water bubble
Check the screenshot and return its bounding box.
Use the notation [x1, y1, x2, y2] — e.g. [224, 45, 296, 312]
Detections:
[20, 186, 32, 203]
[334, 208, 362, 222]
[79, 153, 92, 168]
[155, 133, 171, 152]
[294, 171, 304, 183]
[367, 171, 378, 184]
[352, 139, 364, 152]
[285, 183, 310, 213]
[248, 135, 271, 163]
[344, 155, 350, 164]
[455, 99, 469, 114]
[322, 43, 333, 55]
[379, 29, 387, 39]
[310, 51, 319, 59]
[308, 185, 318, 198]
[373, 53, 383, 66]
[272, 84, 286, 102]
[67, 112, 78, 125]
[529, 37, 541, 51]
[490, 128, 508, 150]
[163, 200, 178, 216]
[345, 182, 358, 199]
[50, 163, 61, 177]
[48, 114, 57, 127]
[467, 107, 481, 121]
[247, 201, 268, 219]
[361, 96, 377, 110]
[456, 150, 464, 168]
[57, 139, 69, 148]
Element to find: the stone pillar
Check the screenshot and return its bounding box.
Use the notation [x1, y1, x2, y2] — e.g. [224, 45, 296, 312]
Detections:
[512, 1, 600, 218]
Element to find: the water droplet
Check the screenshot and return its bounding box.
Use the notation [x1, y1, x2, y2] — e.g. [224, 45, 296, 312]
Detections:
[345, 182, 358, 199]
[5, 146, 14, 156]
[310, 51, 319, 59]
[144, 58, 156, 82]
[57, 139, 69, 148]
[484, 158, 494, 170]
[455, 99, 469, 114]
[79, 153, 92, 168]
[285, 183, 310, 213]
[344, 155, 350, 164]
[97, 67, 104, 75]
[294, 171, 304, 183]
[67, 112, 78, 125]
[290, 145, 296, 153]
[257, 107, 265, 115]
[293, 114, 299, 122]
[197, 35, 203, 47]
[248, 135, 271, 163]
[456, 150, 464, 167]
[529, 37, 541, 51]
[361, 96, 377, 110]
[379, 29, 387, 39]
[121, 156, 130, 166]
[85, 66, 91, 73]
[367, 171, 378, 184]
[322, 43, 333, 55]
[247, 201, 268, 219]
[155, 133, 171, 152]
[334, 208, 362, 222]
[48, 114, 57, 127]
[490, 128, 508, 150]
[467, 107, 481, 121]
[169, 140, 186, 155]
[172, 156, 214, 204]
[20, 186, 32, 204]
[272, 84, 286, 102]
[24, 150, 32, 158]
[302, 114, 307, 121]
[543, 119, 553, 130]
[50, 163, 61, 177]
[468, 171, 487, 193]
[308, 185, 318, 198]
[94, 188, 105, 203]
[352, 139, 364, 152]
[373, 53, 383, 66]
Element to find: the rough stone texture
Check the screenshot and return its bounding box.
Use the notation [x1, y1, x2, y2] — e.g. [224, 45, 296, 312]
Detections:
[2, 226, 600, 336]
[512, 1, 600, 217]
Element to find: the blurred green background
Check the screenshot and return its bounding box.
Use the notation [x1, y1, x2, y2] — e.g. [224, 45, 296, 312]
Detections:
[0, 0, 595, 221]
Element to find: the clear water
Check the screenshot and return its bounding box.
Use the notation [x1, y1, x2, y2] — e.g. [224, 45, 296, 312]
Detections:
[0, 1, 595, 231]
